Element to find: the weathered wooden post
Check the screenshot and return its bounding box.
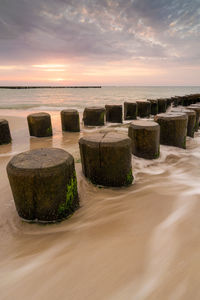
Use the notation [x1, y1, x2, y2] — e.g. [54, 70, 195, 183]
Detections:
[166, 98, 172, 108]
[105, 105, 123, 123]
[124, 102, 137, 120]
[147, 99, 158, 115]
[0, 119, 12, 145]
[79, 132, 133, 186]
[172, 96, 182, 107]
[154, 112, 188, 149]
[83, 106, 105, 126]
[157, 99, 167, 113]
[7, 148, 79, 222]
[136, 100, 151, 118]
[171, 108, 196, 138]
[187, 106, 200, 131]
[27, 112, 53, 137]
[128, 120, 160, 159]
[61, 109, 80, 132]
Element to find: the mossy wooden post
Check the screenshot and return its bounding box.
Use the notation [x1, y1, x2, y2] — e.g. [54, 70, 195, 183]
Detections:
[61, 109, 80, 132]
[79, 132, 133, 187]
[188, 96, 194, 105]
[189, 95, 197, 104]
[171, 109, 196, 138]
[172, 96, 182, 107]
[83, 106, 105, 126]
[128, 120, 160, 159]
[194, 94, 200, 103]
[7, 148, 79, 223]
[157, 99, 167, 113]
[154, 112, 188, 149]
[166, 98, 172, 108]
[124, 102, 137, 120]
[105, 105, 123, 123]
[136, 101, 151, 118]
[147, 99, 158, 115]
[27, 112, 53, 137]
[182, 96, 189, 106]
[0, 119, 12, 145]
[186, 109, 196, 138]
[187, 106, 200, 132]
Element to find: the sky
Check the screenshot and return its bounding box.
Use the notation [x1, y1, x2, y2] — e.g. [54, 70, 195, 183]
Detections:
[0, 0, 200, 86]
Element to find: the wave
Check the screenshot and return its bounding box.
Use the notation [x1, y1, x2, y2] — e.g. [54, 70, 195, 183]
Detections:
[0, 104, 85, 112]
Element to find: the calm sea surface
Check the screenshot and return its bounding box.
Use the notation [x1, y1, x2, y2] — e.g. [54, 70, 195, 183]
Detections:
[0, 86, 200, 110]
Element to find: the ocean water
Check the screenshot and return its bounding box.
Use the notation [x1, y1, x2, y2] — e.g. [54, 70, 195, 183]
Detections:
[0, 86, 200, 110]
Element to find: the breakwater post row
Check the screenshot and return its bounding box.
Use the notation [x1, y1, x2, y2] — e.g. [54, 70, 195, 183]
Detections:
[2, 94, 200, 141]
[3, 93, 200, 223]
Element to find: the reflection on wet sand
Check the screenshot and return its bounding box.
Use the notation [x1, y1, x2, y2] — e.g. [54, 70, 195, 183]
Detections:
[0, 110, 200, 300]
[29, 136, 53, 150]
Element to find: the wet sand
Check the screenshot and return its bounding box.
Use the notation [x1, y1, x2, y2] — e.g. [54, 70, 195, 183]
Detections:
[0, 110, 200, 300]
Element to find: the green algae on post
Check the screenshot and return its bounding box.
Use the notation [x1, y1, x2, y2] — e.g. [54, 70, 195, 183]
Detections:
[46, 127, 52, 135]
[58, 172, 79, 219]
[154, 146, 160, 159]
[125, 169, 133, 186]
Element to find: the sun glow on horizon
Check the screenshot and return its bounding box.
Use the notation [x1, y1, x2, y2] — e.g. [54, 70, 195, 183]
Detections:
[32, 64, 68, 69]
[47, 78, 65, 81]
[0, 60, 200, 86]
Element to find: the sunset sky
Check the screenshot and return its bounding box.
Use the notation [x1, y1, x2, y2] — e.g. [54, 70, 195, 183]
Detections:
[0, 0, 200, 86]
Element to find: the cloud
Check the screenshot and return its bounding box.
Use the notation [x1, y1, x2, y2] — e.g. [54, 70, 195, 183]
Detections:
[0, 0, 199, 84]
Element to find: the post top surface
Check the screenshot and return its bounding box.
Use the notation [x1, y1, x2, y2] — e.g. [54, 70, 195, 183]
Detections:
[171, 109, 196, 115]
[8, 148, 72, 170]
[84, 106, 105, 111]
[155, 112, 188, 120]
[61, 109, 78, 114]
[130, 120, 159, 129]
[28, 112, 50, 118]
[0, 119, 8, 124]
[136, 100, 149, 103]
[105, 104, 122, 108]
[189, 105, 200, 111]
[79, 132, 130, 146]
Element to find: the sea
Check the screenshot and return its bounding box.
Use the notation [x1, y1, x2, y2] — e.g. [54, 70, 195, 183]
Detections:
[0, 86, 200, 110]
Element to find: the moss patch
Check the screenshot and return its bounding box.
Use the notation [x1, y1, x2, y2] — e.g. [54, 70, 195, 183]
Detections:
[100, 111, 105, 124]
[125, 169, 133, 186]
[46, 127, 52, 135]
[75, 158, 81, 163]
[58, 172, 78, 219]
[154, 146, 160, 159]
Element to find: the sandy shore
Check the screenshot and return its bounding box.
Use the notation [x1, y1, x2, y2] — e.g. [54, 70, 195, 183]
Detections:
[0, 110, 200, 300]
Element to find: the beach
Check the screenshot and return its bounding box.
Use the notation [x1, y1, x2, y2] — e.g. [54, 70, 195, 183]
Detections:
[1, 87, 200, 299]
